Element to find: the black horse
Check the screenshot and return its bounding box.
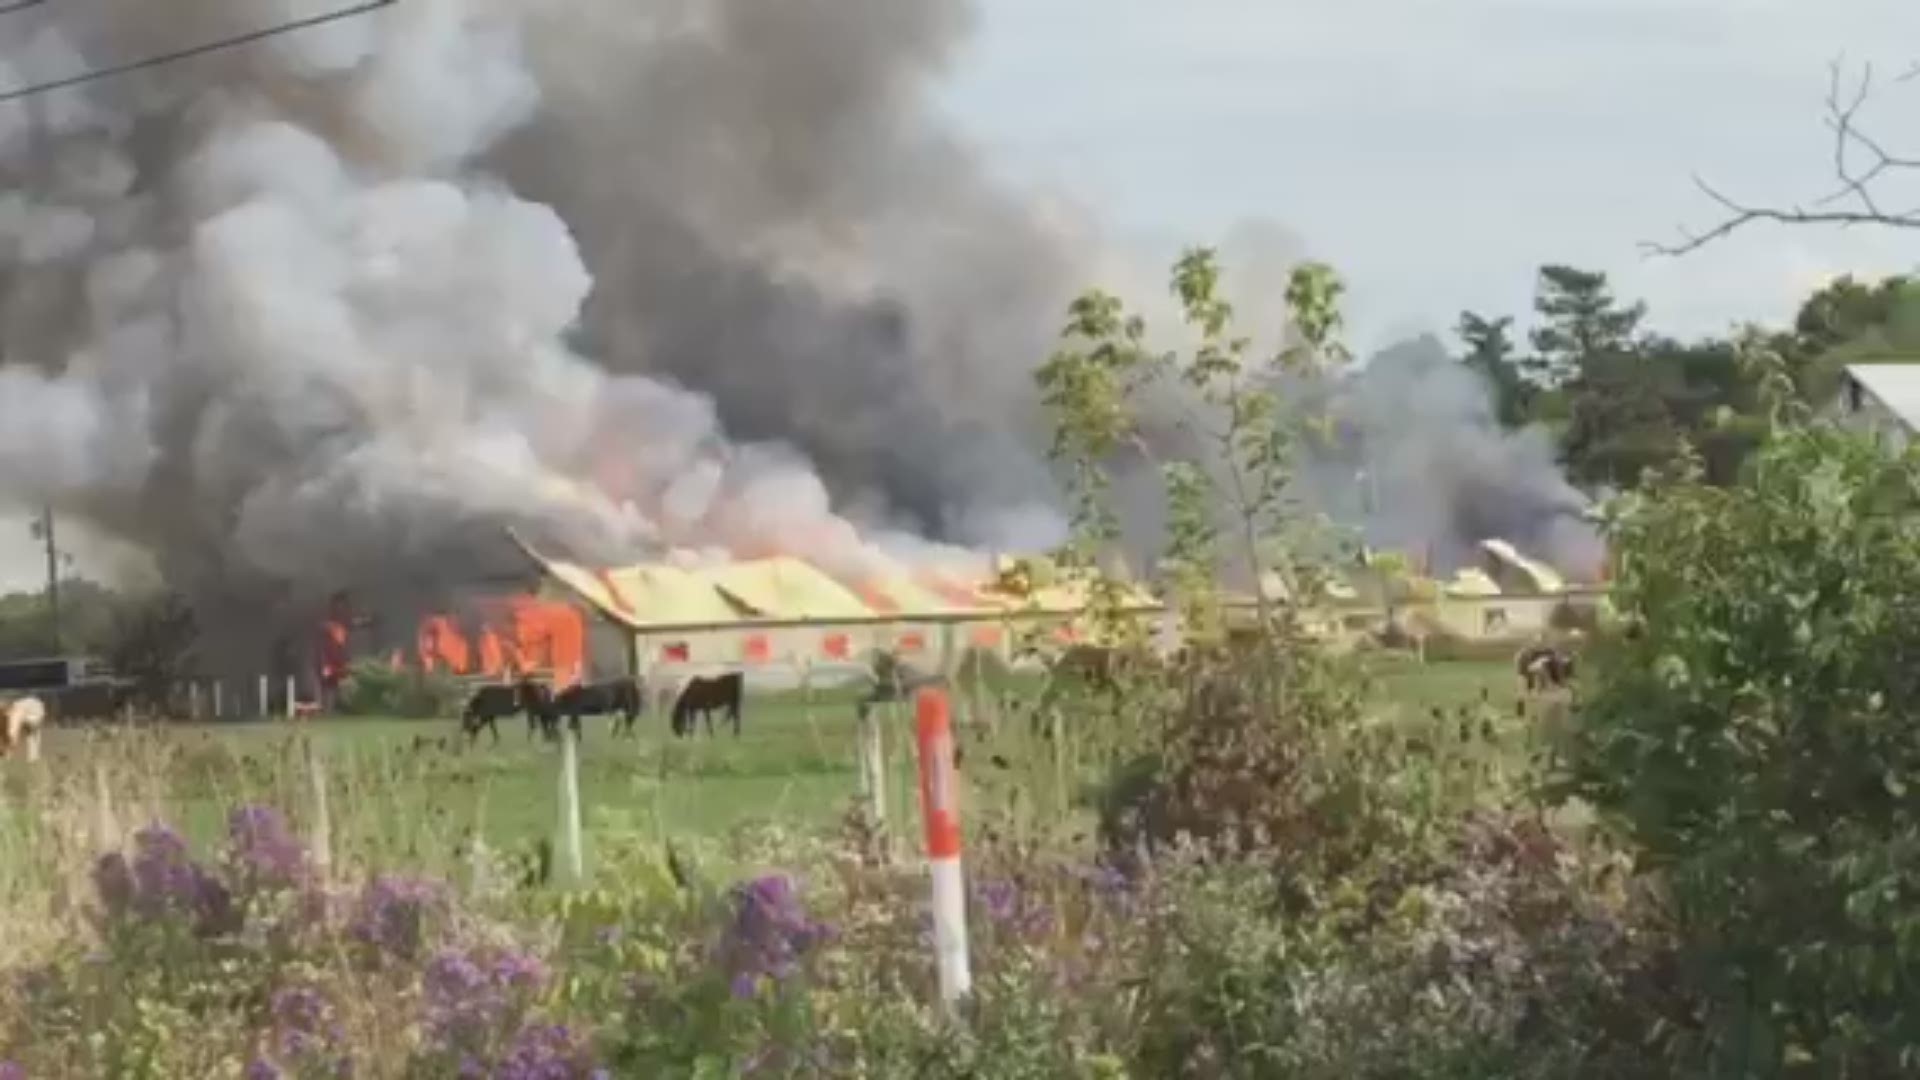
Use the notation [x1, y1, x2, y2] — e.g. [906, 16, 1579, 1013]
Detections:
[542, 677, 645, 741]
[671, 672, 745, 738]
[460, 680, 551, 746]
[1515, 644, 1576, 693]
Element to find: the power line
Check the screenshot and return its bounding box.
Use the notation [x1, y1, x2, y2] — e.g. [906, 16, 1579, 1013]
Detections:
[0, 2, 51, 17]
[0, 0, 398, 106]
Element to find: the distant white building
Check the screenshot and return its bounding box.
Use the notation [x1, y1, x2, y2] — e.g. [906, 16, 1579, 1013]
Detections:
[1828, 364, 1920, 453]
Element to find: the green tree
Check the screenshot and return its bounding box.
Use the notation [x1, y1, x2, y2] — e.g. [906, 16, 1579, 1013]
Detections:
[0, 577, 127, 660]
[1035, 251, 1413, 875]
[1528, 265, 1646, 388]
[1555, 412, 1920, 1074]
[1781, 274, 1920, 406]
[1635, 334, 1770, 486]
[1530, 267, 1665, 489]
[1455, 310, 1531, 427]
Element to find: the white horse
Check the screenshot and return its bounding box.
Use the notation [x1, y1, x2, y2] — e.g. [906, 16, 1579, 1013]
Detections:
[2, 695, 45, 762]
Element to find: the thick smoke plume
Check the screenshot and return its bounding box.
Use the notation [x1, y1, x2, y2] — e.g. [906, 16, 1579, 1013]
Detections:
[0, 0, 1600, 677]
[1297, 336, 1605, 578]
[0, 0, 1083, 671]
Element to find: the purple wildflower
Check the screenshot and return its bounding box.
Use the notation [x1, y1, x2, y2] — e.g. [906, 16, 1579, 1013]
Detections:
[976, 879, 1018, 922]
[93, 824, 237, 936]
[421, 944, 552, 1065]
[716, 874, 833, 995]
[244, 1061, 281, 1080]
[1075, 861, 1137, 914]
[0, 1061, 24, 1080]
[971, 877, 1054, 937]
[268, 984, 349, 1074]
[347, 875, 443, 962]
[497, 1023, 598, 1080]
[227, 806, 309, 892]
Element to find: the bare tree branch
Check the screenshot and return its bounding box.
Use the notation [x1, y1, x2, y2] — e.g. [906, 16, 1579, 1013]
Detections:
[1645, 58, 1920, 257]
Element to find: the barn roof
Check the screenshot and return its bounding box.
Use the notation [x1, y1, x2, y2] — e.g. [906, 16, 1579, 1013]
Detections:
[1442, 567, 1503, 597]
[1479, 538, 1566, 593]
[854, 571, 973, 616]
[1841, 363, 1920, 430]
[699, 557, 875, 620]
[601, 563, 749, 625]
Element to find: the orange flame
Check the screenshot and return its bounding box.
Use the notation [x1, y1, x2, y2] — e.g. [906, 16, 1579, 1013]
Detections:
[394, 595, 588, 682]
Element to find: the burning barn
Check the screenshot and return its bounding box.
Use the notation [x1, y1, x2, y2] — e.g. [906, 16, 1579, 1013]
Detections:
[311, 580, 628, 709]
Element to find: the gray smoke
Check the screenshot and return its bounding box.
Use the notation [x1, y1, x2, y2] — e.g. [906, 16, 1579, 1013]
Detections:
[0, 0, 1065, 673]
[0, 0, 1599, 677]
[1296, 335, 1604, 578]
[494, 0, 1082, 548]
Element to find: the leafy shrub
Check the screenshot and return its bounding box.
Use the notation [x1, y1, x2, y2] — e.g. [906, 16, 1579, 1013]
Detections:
[1555, 426, 1920, 1074]
[335, 658, 464, 719]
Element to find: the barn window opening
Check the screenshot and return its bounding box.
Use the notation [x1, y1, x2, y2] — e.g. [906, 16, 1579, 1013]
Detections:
[1848, 377, 1863, 413]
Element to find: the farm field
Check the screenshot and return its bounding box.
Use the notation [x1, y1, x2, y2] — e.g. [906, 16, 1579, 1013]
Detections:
[2, 646, 1637, 1078]
[2, 657, 1525, 878]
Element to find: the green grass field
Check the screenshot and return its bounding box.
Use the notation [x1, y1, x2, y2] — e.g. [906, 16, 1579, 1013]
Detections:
[4, 657, 1525, 881]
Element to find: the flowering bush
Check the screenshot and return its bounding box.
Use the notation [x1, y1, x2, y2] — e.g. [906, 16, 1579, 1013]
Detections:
[0, 805, 602, 1079]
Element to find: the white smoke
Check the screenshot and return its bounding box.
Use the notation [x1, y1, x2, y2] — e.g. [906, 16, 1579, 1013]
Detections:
[0, 0, 1603, 672]
[0, 0, 1009, 663]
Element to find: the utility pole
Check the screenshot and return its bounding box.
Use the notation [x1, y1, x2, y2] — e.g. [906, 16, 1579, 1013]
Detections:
[40, 505, 59, 653]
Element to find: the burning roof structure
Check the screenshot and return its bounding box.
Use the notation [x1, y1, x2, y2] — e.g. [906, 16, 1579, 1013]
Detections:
[513, 541, 1156, 631]
[312, 525, 1600, 701]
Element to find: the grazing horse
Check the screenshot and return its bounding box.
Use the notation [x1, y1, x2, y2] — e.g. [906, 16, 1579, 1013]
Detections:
[1515, 644, 1576, 694]
[671, 672, 745, 738]
[550, 677, 645, 740]
[460, 680, 550, 746]
[2, 695, 46, 762]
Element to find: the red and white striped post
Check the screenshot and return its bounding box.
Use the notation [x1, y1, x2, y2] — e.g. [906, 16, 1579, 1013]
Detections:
[914, 686, 971, 1008]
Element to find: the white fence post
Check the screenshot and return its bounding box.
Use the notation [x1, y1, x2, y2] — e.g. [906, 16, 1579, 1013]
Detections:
[860, 707, 887, 832]
[557, 728, 584, 886]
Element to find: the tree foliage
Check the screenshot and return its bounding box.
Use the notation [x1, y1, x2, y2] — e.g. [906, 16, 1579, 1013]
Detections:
[1528, 265, 1647, 389]
[1456, 311, 1531, 428]
[1448, 261, 1920, 497]
[1554, 419, 1920, 1074]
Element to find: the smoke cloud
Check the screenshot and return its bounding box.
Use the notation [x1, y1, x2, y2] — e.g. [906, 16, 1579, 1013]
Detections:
[0, 0, 1599, 676]
[1297, 336, 1604, 577]
[0, 0, 1080, 670]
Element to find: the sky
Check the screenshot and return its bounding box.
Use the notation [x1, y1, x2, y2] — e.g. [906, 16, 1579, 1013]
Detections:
[3, 0, 1917, 592]
[941, 0, 1920, 350]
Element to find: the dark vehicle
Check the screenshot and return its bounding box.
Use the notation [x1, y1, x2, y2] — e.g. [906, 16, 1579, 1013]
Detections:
[0, 656, 133, 722]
